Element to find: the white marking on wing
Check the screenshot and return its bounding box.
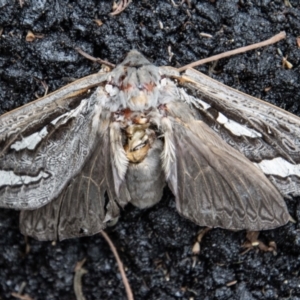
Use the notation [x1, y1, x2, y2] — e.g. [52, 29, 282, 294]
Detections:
[0, 170, 50, 187]
[255, 157, 300, 177]
[217, 112, 262, 138]
[9, 114, 67, 152]
[10, 101, 88, 152]
[10, 127, 48, 151]
[50, 114, 67, 125]
[179, 88, 211, 110]
[197, 99, 211, 110]
[51, 100, 87, 126]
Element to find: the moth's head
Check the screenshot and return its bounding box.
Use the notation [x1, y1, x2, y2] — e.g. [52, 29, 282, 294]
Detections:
[120, 50, 151, 67]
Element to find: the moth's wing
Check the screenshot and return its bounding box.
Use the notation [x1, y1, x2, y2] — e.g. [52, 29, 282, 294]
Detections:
[177, 68, 300, 197]
[166, 118, 290, 231]
[19, 131, 119, 241]
[0, 72, 110, 209]
[0, 72, 108, 143]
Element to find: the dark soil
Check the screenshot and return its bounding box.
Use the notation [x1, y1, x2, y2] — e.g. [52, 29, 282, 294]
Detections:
[1, 1, 300, 299]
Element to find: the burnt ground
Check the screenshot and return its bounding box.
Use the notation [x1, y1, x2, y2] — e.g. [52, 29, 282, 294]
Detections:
[1, 0, 300, 299]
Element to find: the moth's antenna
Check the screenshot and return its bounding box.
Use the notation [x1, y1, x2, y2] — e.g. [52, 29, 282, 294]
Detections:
[178, 31, 286, 72]
[75, 47, 116, 69]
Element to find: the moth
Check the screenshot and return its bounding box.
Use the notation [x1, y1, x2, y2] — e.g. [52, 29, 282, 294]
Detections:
[0, 50, 299, 241]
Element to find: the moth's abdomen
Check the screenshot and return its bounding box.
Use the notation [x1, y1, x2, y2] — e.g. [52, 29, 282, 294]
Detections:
[125, 139, 165, 209]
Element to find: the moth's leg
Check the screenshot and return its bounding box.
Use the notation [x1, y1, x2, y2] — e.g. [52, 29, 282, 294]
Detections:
[241, 231, 277, 254]
[192, 228, 211, 255]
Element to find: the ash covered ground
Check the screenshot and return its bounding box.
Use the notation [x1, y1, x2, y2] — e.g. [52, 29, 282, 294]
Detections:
[1, 1, 300, 299]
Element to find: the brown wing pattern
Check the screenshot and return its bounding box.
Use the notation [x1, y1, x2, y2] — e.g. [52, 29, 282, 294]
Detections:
[167, 118, 290, 230]
[177, 68, 300, 197]
[19, 131, 119, 241]
[0, 88, 106, 209]
[0, 72, 108, 145]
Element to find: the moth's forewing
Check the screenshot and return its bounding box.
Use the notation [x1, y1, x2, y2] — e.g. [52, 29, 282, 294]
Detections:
[176, 68, 300, 198]
[0, 72, 108, 147]
[0, 72, 109, 210]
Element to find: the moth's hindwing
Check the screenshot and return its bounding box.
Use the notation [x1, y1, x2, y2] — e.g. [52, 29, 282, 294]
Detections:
[165, 114, 289, 230]
[19, 131, 119, 241]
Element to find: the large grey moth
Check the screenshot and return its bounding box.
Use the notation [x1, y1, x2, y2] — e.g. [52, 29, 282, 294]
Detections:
[0, 50, 298, 241]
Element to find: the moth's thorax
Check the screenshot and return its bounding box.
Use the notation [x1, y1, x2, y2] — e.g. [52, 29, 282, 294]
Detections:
[103, 51, 178, 111]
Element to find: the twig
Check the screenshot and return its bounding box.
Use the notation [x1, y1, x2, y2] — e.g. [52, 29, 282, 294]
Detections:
[11, 282, 33, 300]
[34, 79, 49, 99]
[41, 81, 49, 97]
[178, 31, 286, 72]
[75, 48, 116, 69]
[11, 293, 34, 300]
[24, 235, 30, 255]
[74, 258, 88, 300]
[110, 0, 132, 16]
[100, 231, 134, 300]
